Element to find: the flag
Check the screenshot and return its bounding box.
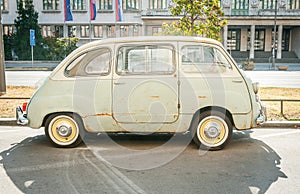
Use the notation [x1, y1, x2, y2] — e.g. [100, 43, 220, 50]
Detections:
[115, 0, 123, 22]
[90, 0, 96, 20]
[64, 0, 73, 21]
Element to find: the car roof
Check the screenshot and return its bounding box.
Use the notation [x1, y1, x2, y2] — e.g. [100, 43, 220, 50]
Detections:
[78, 36, 223, 50]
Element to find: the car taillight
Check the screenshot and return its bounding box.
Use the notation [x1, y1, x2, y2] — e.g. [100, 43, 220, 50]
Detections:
[22, 102, 28, 112]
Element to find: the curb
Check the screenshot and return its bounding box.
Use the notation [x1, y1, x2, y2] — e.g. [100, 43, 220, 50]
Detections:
[0, 118, 18, 126]
[0, 118, 299, 128]
[259, 121, 300, 128]
[5, 67, 54, 71]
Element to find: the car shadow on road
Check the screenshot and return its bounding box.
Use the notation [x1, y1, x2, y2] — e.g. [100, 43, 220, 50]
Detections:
[0, 130, 287, 194]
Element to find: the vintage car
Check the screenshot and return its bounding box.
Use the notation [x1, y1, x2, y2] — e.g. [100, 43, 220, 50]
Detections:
[16, 36, 266, 149]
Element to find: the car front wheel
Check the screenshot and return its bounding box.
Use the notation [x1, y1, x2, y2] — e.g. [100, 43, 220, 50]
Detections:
[193, 110, 232, 150]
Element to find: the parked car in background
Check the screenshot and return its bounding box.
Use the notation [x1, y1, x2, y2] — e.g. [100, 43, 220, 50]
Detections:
[16, 36, 266, 149]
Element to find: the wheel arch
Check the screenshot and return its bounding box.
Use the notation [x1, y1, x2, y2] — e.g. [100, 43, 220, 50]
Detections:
[42, 112, 84, 128]
[188, 106, 234, 133]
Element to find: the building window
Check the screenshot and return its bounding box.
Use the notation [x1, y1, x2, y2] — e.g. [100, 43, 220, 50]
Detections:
[3, 25, 15, 36]
[43, 0, 59, 10]
[120, 25, 129, 37]
[120, 25, 141, 37]
[272, 29, 290, 51]
[149, 0, 168, 9]
[99, 0, 112, 10]
[282, 29, 290, 51]
[42, 26, 52, 37]
[16, 0, 26, 8]
[106, 25, 115, 38]
[80, 25, 90, 38]
[68, 26, 77, 37]
[72, 0, 86, 10]
[227, 29, 241, 51]
[133, 25, 141, 36]
[42, 25, 64, 37]
[152, 27, 162, 35]
[94, 25, 103, 38]
[248, 29, 265, 51]
[259, 0, 276, 9]
[231, 0, 249, 15]
[288, 0, 300, 9]
[1, 0, 8, 10]
[56, 26, 64, 38]
[123, 0, 139, 10]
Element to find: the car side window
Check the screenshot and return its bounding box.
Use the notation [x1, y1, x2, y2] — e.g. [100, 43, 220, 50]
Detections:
[181, 45, 232, 73]
[117, 45, 175, 75]
[65, 48, 111, 77]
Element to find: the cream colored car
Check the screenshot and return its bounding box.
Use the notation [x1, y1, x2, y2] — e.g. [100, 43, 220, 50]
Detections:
[17, 36, 266, 149]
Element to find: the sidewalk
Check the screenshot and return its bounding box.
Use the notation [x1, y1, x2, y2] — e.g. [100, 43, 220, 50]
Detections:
[242, 63, 300, 71]
[0, 117, 299, 128]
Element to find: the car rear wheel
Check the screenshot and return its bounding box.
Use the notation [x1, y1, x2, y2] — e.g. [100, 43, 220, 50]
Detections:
[45, 113, 84, 148]
[192, 110, 232, 150]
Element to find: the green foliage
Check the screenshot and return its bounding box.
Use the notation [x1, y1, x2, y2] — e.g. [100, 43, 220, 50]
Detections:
[44, 37, 79, 61]
[161, 0, 227, 40]
[3, 35, 13, 60]
[154, 22, 184, 36]
[13, 0, 46, 60]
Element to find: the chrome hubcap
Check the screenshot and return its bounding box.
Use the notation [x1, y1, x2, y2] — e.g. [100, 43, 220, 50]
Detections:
[56, 123, 72, 137]
[204, 123, 221, 139]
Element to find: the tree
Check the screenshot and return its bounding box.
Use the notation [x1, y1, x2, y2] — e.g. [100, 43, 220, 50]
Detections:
[161, 0, 227, 41]
[3, 35, 12, 60]
[14, 0, 46, 60]
[44, 37, 79, 61]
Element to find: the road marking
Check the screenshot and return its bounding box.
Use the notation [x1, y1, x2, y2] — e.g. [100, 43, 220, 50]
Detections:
[0, 130, 22, 133]
[6, 152, 145, 194]
[82, 152, 146, 194]
[6, 161, 79, 173]
[257, 130, 300, 138]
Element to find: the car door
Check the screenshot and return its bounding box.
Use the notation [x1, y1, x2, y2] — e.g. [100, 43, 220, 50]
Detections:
[64, 46, 114, 132]
[179, 42, 251, 114]
[112, 43, 179, 123]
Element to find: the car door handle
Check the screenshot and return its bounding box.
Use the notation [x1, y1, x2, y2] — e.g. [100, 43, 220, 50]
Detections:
[232, 80, 243, 83]
[114, 82, 125, 85]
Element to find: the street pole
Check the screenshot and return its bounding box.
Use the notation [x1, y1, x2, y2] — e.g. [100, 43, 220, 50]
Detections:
[31, 45, 33, 67]
[0, 4, 6, 96]
[88, 0, 92, 42]
[272, 0, 278, 70]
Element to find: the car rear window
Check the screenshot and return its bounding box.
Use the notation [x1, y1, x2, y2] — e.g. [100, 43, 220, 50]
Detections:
[65, 48, 111, 77]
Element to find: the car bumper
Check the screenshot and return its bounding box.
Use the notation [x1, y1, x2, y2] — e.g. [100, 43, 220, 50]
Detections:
[256, 103, 267, 125]
[16, 106, 29, 125]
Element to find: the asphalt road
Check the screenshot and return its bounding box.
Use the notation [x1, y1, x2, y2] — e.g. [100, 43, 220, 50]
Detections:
[4, 70, 300, 88]
[245, 71, 300, 88]
[1, 126, 300, 193]
[5, 71, 51, 87]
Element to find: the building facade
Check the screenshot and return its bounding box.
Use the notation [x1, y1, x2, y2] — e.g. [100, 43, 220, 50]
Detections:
[1, 0, 300, 60]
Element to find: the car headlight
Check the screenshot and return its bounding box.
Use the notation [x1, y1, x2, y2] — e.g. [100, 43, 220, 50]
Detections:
[252, 82, 259, 94]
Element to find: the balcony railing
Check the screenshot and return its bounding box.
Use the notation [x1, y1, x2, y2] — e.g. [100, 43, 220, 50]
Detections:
[231, 9, 249, 16]
[141, 9, 171, 16]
